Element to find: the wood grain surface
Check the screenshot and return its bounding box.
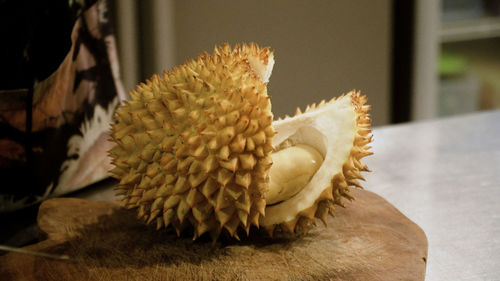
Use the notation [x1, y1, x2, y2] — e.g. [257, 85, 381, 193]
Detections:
[0, 189, 427, 281]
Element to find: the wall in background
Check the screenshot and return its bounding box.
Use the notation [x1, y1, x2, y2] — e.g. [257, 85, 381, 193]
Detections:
[114, 0, 391, 126]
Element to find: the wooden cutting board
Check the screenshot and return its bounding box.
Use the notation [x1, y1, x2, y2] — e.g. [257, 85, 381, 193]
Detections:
[0, 189, 427, 280]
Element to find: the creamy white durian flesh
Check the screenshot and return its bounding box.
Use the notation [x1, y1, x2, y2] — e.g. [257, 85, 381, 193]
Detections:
[261, 92, 372, 236]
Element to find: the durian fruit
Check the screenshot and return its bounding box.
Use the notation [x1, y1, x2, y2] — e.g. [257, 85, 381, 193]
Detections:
[109, 43, 372, 241]
[109, 43, 275, 240]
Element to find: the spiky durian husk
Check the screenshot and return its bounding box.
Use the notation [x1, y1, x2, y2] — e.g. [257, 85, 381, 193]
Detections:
[262, 91, 372, 236]
[109, 43, 275, 240]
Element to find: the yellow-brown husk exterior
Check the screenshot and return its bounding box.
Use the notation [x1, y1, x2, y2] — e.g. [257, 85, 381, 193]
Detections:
[109, 43, 274, 240]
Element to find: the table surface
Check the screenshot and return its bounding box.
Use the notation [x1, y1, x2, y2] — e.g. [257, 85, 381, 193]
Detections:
[363, 110, 500, 281]
[75, 110, 500, 281]
[5, 110, 498, 280]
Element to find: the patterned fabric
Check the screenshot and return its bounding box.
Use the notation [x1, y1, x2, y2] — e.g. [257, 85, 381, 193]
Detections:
[0, 0, 125, 211]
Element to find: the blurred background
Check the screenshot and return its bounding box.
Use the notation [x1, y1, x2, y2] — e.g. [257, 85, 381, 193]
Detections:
[111, 0, 500, 126]
[2, 0, 500, 250]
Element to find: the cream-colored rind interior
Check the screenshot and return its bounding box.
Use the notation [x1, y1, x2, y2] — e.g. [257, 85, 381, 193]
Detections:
[261, 95, 357, 226]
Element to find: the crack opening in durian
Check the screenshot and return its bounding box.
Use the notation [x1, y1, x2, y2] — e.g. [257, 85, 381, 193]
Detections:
[260, 95, 360, 229]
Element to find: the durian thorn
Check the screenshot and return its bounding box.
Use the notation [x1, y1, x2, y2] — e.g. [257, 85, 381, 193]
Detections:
[281, 218, 298, 234]
[315, 201, 330, 227]
[298, 217, 312, 235]
[244, 224, 251, 236]
[299, 204, 318, 221]
[295, 107, 302, 116]
[264, 225, 275, 238]
[209, 228, 221, 245]
[156, 217, 163, 230]
[233, 232, 241, 241]
[146, 210, 160, 224]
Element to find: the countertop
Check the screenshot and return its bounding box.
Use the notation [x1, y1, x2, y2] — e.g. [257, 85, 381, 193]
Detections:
[363, 110, 500, 281]
[75, 109, 500, 280]
[3, 110, 499, 280]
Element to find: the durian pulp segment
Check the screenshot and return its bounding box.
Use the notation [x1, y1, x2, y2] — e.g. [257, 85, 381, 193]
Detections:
[260, 92, 371, 233]
[267, 144, 323, 205]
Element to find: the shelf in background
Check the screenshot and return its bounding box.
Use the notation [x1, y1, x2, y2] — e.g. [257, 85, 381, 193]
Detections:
[440, 17, 500, 43]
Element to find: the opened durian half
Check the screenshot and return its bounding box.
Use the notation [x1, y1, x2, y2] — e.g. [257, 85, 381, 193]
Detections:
[109, 43, 372, 241]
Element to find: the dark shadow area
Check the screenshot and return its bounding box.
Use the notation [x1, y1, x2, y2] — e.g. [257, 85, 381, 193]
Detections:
[40, 203, 315, 269]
